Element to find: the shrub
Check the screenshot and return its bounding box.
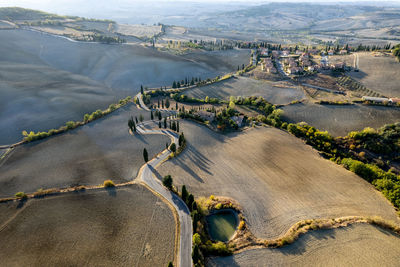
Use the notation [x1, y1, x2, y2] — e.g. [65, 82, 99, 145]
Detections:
[238, 220, 245, 230]
[103, 180, 115, 187]
[215, 203, 222, 210]
[66, 121, 76, 129]
[15, 192, 27, 200]
[163, 175, 173, 190]
[193, 233, 202, 246]
[206, 241, 231, 255]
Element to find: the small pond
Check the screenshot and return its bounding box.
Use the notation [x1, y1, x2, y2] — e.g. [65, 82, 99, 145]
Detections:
[206, 210, 239, 242]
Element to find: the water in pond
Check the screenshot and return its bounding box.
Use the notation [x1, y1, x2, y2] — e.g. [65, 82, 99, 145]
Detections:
[207, 211, 238, 242]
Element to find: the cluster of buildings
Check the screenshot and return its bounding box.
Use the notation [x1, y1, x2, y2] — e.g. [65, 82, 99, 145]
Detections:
[195, 111, 245, 127]
[362, 96, 400, 105]
[259, 47, 348, 76]
[261, 57, 277, 74]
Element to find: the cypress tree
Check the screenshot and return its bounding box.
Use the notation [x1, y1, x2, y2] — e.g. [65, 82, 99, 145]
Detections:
[143, 148, 148, 163]
[181, 185, 188, 202]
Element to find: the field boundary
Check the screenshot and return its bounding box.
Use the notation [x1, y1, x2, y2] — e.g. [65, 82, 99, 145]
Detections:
[229, 215, 400, 254]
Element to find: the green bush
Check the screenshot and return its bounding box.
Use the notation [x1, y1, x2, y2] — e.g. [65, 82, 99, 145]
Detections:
[66, 121, 76, 129]
[15, 192, 27, 200]
[103, 180, 115, 188]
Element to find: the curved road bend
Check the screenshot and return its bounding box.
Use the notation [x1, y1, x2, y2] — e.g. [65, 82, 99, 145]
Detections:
[135, 109, 192, 266]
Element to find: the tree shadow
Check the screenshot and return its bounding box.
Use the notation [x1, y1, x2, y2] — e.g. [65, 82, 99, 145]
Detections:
[134, 133, 149, 145]
[277, 226, 340, 256]
[148, 165, 163, 181]
[16, 199, 27, 209]
[106, 187, 117, 197]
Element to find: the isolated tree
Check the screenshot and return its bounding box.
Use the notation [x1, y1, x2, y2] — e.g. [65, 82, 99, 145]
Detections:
[159, 121, 162, 128]
[139, 114, 144, 122]
[175, 102, 178, 110]
[181, 185, 188, 202]
[172, 121, 177, 131]
[172, 81, 177, 89]
[168, 261, 174, 267]
[166, 142, 169, 149]
[135, 116, 138, 124]
[158, 111, 162, 121]
[170, 142, 176, 153]
[163, 175, 173, 190]
[140, 85, 144, 95]
[151, 110, 154, 120]
[162, 99, 164, 108]
[164, 117, 167, 128]
[169, 120, 172, 129]
[192, 244, 200, 264]
[165, 98, 170, 109]
[177, 121, 180, 132]
[128, 116, 134, 132]
[157, 99, 160, 108]
[143, 148, 148, 163]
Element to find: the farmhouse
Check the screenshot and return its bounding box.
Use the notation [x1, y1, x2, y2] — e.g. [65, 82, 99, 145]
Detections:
[231, 115, 245, 127]
[196, 110, 215, 122]
[362, 96, 390, 103]
[328, 50, 334, 56]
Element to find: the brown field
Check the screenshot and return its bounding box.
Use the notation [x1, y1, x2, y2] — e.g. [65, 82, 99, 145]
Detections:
[0, 103, 170, 198]
[349, 52, 400, 97]
[282, 103, 400, 136]
[115, 24, 162, 38]
[0, 185, 175, 267]
[207, 224, 400, 266]
[157, 120, 400, 240]
[183, 76, 304, 105]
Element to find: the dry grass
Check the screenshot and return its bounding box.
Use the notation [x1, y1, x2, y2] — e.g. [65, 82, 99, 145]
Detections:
[0, 185, 175, 266]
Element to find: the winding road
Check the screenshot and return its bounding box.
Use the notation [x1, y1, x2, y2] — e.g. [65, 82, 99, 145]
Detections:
[134, 96, 192, 267]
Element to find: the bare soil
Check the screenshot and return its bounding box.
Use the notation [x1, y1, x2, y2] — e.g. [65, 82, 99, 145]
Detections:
[0, 185, 175, 267]
[207, 224, 400, 266]
[184, 76, 304, 104]
[157, 120, 400, 240]
[0, 29, 249, 144]
[0, 103, 170, 198]
[282, 103, 400, 136]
